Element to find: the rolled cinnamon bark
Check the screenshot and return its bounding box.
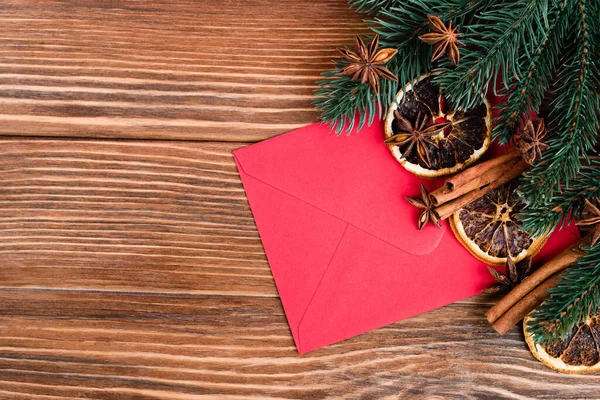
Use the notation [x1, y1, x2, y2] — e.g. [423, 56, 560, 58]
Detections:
[486, 240, 586, 324]
[434, 158, 530, 220]
[430, 147, 521, 206]
[491, 274, 561, 335]
[435, 186, 492, 220]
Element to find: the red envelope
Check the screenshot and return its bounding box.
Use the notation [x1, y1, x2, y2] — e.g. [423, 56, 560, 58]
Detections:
[233, 119, 579, 354]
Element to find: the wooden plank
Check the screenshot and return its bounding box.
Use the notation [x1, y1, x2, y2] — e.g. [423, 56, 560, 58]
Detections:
[0, 288, 598, 399]
[0, 0, 368, 141]
[0, 138, 276, 295]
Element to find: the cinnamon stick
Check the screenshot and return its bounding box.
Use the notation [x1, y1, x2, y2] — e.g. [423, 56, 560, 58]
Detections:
[486, 239, 587, 324]
[430, 148, 521, 206]
[491, 273, 561, 335]
[434, 158, 530, 220]
[435, 185, 491, 220]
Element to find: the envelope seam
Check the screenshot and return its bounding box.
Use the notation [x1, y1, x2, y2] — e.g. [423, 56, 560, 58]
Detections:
[296, 222, 349, 354]
[234, 152, 445, 256]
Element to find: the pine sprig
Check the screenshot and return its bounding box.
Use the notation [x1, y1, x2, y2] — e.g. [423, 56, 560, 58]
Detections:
[315, 0, 488, 134]
[433, 0, 551, 111]
[492, 3, 568, 144]
[372, 25, 432, 98]
[527, 243, 600, 345]
[519, 0, 600, 210]
[374, 1, 475, 84]
[373, 0, 488, 49]
[373, 0, 488, 86]
[313, 56, 399, 135]
[519, 158, 600, 236]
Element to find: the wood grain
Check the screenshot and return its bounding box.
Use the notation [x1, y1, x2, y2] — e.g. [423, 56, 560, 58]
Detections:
[0, 139, 274, 295]
[0, 0, 368, 141]
[1, 288, 600, 400]
[1, 1, 598, 398]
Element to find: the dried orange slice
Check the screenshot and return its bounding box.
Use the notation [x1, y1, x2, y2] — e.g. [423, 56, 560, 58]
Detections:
[524, 313, 600, 374]
[384, 75, 491, 178]
[449, 182, 547, 265]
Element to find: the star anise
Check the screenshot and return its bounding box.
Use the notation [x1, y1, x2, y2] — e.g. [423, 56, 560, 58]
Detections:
[517, 118, 549, 165]
[418, 15, 464, 66]
[577, 198, 600, 247]
[484, 256, 533, 294]
[338, 34, 398, 93]
[405, 183, 441, 230]
[385, 110, 449, 168]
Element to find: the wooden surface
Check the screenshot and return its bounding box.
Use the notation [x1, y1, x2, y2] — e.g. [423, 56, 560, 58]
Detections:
[0, 1, 598, 399]
[0, 0, 368, 141]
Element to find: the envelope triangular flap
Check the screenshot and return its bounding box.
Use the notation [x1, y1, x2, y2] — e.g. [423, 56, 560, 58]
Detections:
[234, 121, 446, 256]
[233, 158, 348, 344]
[296, 225, 492, 353]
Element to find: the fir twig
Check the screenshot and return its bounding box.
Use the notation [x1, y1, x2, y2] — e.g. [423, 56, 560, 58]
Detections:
[372, 0, 484, 86]
[519, 0, 600, 213]
[313, 56, 398, 135]
[492, 2, 569, 144]
[315, 0, 488, 134]
[519, 158, 600, 236]
[433, 0, 551, 111]
[527, 243, 600, 345]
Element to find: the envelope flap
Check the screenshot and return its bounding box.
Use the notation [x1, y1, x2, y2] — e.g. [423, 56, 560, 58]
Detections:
[234, 120, 446, 256]
[296, 224, 494, 353]
[235, 161, 349, 348]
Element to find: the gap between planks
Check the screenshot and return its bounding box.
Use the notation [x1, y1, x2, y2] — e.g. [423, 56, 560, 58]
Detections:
[0, 286, 279, 298]
[0, 287, 496, 308]
[0, 134, 263, 144]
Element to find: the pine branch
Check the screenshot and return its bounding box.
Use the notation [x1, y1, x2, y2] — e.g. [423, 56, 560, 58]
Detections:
[527, 243, 600, 345]
[313, 56, 400, 135]
[315, 0, 493, 134]
[373, 29, 431, 98]
[373, 0, 489, 49]
[372, 1, 478, 87]
[519, 0, 600, 210]
[492, 2, 569, 144]
[519, 158, 600, 236]
[433, 0, 551, 111]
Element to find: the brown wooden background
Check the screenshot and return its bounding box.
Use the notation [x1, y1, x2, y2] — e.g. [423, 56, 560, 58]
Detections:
[1, 1, 599, 398]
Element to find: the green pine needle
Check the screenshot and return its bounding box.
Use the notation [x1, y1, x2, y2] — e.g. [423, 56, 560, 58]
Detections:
[314, 0, 488, 135]
[527, 244, 600, 345]
[519, 0, 600, 213]
[519, 158, 600, 237]
[492, 2, 569, 144]
[433, 0, 551, 111]
[313, 56, 400, 135]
